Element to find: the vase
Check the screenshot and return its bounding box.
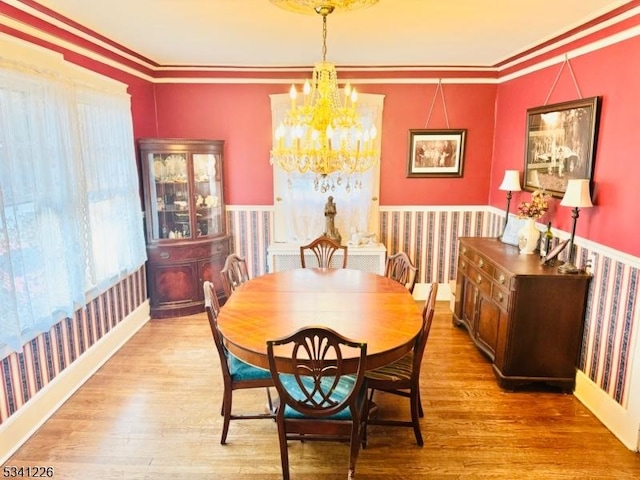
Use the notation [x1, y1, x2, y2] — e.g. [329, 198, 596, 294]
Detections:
[517, 218, 540, 254]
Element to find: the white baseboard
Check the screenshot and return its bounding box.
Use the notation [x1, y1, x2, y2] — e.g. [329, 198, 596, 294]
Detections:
[0, 301, 150, 465]
[574, 369, 640, 451]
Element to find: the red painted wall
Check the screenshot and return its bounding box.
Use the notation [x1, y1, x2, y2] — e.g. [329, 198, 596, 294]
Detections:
[491, 37, 640, 256]
[370, 83, 496, 206]
[152, 82, 497, 206]
[3, 3, 638, 256]
[151, 83, 278, 205]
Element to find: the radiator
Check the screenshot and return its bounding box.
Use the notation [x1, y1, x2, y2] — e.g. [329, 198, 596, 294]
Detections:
[267, 243, 386, 274]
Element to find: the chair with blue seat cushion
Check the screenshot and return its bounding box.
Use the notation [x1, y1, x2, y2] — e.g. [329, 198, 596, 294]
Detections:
[203, 281, 275, 444]
[267, 326, 368, 480]
[364, 282, 438, 447]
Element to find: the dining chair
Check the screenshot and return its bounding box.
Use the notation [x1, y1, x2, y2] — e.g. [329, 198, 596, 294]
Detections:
[220, 253, 250, 299]
[203, 281, 275, 445]
[299, 235, 348, 268]
[385, 251, 418, 294]
[364, 282, 438, 447]
[266, 326, 368, 480]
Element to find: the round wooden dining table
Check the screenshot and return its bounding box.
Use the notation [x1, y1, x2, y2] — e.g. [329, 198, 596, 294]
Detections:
[216, 268, 424, 373]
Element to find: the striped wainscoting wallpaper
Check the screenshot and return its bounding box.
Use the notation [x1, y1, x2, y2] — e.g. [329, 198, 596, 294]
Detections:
[577, 247, 639, 407]
[227, 206, 638, 408]
[0, 267, 147, 424]
[227, 207, 273, 279]
[1, 207, 636, 426]
[379, 207, 494, 285]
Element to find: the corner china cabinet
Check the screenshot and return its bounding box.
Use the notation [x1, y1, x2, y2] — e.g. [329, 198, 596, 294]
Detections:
[139, 138, 230, 318]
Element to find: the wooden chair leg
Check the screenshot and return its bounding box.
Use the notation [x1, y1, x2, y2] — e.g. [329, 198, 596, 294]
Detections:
[276, 418, 290, 480]
[220, 387, 232, 445]
[362, 392, 376, 449]
[348, 419, 362, 480]
[410, 388, 423, 447]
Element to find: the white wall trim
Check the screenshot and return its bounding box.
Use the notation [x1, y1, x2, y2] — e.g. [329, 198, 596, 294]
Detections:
[498, 5, 640, 70]
[574, 370, 640, 451]
[4, 1, 639, 85]
[0, 301, 151, 465]
[226, 205, 274, 212]
[380, 205, 489, 213]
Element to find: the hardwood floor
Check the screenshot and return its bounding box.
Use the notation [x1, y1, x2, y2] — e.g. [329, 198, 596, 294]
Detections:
[4, 302, 640, 479]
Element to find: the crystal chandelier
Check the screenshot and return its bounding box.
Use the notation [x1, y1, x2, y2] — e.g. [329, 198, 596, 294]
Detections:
[270, 3, 378, 188]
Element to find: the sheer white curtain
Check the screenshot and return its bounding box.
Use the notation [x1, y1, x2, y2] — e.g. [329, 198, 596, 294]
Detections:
[270, 92, 384, 243]
[0, 37, 146, 356]
[76, 88, 146, 293]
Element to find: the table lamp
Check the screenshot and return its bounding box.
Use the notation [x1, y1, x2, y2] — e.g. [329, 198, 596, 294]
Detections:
[558, 179, 593, 274]
[498, 170, 522, 236]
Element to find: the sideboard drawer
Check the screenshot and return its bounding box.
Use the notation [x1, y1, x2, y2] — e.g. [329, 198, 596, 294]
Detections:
[493, 265, 513, 290]
[491, 285, 509, 310]
[468, 264, 492, 297]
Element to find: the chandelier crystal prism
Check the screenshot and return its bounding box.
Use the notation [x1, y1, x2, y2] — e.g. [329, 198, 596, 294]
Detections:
[270, 4, 378, 180]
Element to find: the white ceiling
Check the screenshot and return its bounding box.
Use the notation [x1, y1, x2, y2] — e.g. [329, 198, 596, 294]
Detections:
[33, 0, 630, 68]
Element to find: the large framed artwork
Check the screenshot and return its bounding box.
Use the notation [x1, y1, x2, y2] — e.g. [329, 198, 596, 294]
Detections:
[407, 129, 466, 178]
[523, 96, 601, 198]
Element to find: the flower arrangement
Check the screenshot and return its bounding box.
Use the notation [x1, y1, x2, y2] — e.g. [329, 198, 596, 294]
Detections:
[517, 190, 550, 220]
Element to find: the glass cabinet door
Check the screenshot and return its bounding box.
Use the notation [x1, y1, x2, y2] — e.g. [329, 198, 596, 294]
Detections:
[193, 153, 223, 237]
[141, 139, 225, 243]
[148, 152, 192, 240]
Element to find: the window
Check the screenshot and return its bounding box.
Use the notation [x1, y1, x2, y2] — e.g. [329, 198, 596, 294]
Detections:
[0, 37, 146, 356]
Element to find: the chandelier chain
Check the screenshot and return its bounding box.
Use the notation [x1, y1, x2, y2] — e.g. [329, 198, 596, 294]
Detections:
[322, 13, 328, 61]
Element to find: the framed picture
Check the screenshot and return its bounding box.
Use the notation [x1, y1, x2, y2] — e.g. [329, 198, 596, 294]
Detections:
[500, 216, 529, 247]
[407, 129, 466, 178]
[540, 238, 570, 266]
[523, 96, 601, 198]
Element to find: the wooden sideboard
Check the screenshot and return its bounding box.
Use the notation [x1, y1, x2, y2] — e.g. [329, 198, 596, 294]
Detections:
[453, 237, 591, 391]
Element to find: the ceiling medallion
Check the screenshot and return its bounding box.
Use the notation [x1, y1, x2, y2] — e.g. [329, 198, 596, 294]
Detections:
[269, 0, 379, 15]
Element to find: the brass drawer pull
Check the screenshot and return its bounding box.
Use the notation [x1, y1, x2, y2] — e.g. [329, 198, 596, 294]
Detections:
[478, 259, 484, 268]
[476, 274, 482, 284]
[160, 252, 170, 259]
[461, 262, 467, 270]
[497, 292, 504, 302]
[498, 274, 505, 284]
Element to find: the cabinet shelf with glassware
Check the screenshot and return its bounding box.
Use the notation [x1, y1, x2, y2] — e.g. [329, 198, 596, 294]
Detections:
[139, 138, 230, 318]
